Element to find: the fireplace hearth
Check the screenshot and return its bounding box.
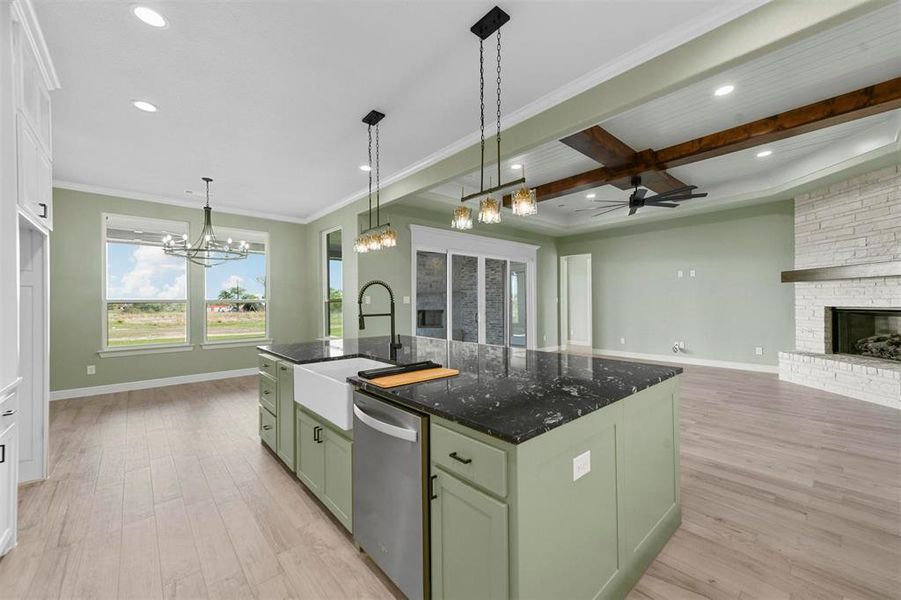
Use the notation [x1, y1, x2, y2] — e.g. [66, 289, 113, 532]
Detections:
[832, 308, 901, 363]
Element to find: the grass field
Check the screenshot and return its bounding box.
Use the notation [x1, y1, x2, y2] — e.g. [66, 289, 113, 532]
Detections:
[107, 305, 266, 346]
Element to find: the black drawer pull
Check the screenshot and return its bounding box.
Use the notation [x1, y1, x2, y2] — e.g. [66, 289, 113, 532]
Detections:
[262, 425, 272, 431]
[430, 474, 438, 500]
[0, 444, 5, 464]
[280, 366, 288, 371]
[263, 390, 271, 395]
[1, 409, 14, 417]
[38, 203, 48, 218]
[262, 363, 270, 368]
[449, 452, 472, 465]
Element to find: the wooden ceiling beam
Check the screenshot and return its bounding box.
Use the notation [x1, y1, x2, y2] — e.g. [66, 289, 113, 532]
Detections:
[523, 77, 901, 204]
[559, 126, 687, 193]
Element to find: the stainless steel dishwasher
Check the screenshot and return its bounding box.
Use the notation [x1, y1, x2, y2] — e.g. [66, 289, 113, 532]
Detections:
[352, 391, 429, 600]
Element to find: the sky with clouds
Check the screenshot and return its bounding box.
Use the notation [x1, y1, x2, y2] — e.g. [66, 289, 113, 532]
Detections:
[107, 243, 266, 301]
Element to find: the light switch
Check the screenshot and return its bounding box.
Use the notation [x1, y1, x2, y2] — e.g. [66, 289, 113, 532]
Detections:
[620, 337, 626, 345]
[86, 365, 96, 375]
[689, 269, 696, 278]
[755, 347, 764, 355]
[573, 450, 591, 481]
[677, 270, 684, 278]
[403, 296, 410, 304]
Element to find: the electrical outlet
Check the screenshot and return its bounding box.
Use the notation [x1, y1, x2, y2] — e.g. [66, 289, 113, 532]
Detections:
[620, 337, 626, 345]
[403, 296, 410, 304]
[86, 365, 96, 375]
[364, 295, 371, 305]
[677, 270, 684, 278]
[755, 347, 763, 356]
[679, 341, 685, 350]
[573, 451, 591, 481]
[689, 269, 696, 278]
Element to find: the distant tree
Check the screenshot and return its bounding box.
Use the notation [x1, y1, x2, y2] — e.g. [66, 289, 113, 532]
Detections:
[218, 285, 260, 311]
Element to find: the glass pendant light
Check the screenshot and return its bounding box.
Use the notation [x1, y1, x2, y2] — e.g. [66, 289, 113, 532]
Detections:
[163, 177, 248, 267]
[355, 110, 396, 253]
[511, 184, 537, 216]
[478, 195, 501, 224]
[452, 205, 473, 230]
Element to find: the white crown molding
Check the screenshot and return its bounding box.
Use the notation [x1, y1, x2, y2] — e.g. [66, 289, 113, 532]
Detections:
[53, 180, 310, 224]
[12, 0, 61, 90]
[303, 0, 769, 224]
[49, 368, 257, 401]
[592, 349, 779, 374]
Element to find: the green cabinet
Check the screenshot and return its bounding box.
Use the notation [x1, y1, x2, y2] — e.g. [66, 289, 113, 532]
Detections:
[431, 470, 509, 600]
[295, 407, 353, 532]
[276, 361, 295, 470]
[259, 405, 276, 452]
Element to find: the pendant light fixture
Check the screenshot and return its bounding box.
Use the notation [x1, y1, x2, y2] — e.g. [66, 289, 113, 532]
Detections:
[511, 166, 538, 216]
[163, 177, 248, 267]
[451, 187, 474, 230]
[354, 110, 397, 254]
[453, 6, 527, 225]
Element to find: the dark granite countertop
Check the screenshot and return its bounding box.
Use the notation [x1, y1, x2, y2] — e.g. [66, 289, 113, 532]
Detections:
[258, 336, 681, 444]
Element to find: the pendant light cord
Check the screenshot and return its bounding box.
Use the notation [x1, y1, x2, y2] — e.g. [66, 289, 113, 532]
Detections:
[376, 123, 380, 227]
[479, 38, 485, 194]
[496, 28, 502, 191]
[367, 123, 373, 230]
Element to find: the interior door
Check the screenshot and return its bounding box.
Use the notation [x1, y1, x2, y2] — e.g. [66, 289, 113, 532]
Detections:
[564, 255, 592, 347]
[508, 262, 528, 348]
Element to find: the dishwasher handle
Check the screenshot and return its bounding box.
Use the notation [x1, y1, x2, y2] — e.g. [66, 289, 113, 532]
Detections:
[353, 404, 418, 443]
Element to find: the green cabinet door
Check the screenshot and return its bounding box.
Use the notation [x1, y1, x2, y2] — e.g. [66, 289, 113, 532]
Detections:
[276, 362, 295, 469]
[296, 409, 324, 495]
[431, 470, 509, 600]
[322, 429, 353, 532]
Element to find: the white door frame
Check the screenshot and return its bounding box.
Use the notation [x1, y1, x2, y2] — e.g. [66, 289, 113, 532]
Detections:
[560, 254, 592, 349]
[410, 225, 539, 349]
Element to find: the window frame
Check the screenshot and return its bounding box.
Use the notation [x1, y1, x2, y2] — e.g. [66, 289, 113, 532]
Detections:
[100, 212, 192, 354]
[321, 226, 343, 339]
[201, 227, 270, 346]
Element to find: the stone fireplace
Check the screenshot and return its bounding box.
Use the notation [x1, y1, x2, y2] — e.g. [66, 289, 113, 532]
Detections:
[778, 165, 901, 409]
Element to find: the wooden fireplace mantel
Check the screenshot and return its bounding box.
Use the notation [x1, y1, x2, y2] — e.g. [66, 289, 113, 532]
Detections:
[781, 261, 901, 283]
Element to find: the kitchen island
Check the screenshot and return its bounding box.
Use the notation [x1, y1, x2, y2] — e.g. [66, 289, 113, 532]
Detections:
[258, 335, 681, 600]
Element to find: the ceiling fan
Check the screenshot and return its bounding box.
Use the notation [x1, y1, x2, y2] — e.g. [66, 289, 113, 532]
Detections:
[576, 176, 708, 217]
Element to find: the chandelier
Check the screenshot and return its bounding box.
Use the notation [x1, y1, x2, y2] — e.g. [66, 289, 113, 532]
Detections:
[511, 172, 537, 216]
[163, 177, 248, 267]
[354, 110, 397, 254]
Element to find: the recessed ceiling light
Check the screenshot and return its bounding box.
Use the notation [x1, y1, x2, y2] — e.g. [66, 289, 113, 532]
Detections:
[756, 149, 773, 158]
[510, 164, 522, 170]
[131, 100, 158, 112]
[359, 165, 371, 172]
[714, 84, 735, 97]
[132, 6, 167, 28]
[586, 193, 596, 199]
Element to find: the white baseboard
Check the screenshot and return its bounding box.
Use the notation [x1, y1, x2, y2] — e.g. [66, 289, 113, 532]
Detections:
[590, 348, 779, 374]
[536, 345, 561, 352]
[50, 368, 258, 401]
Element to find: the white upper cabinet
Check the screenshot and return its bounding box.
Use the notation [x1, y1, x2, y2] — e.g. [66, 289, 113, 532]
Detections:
[11, 4, 56, 231]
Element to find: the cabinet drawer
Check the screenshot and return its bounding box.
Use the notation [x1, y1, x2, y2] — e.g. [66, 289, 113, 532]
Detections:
[258, 353, 278, 378]
[431, 424, 507, 498]
[259, 406, 276, 451]
[259, 376, 277, 415]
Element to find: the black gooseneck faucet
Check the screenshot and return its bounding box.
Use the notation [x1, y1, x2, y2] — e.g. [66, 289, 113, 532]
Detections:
[358, 280, 403, 361]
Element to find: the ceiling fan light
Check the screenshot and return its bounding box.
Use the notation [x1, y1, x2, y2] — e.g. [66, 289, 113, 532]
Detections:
[511, 186, 537, 216]
[451, 206, 473, 230]
[478, 196, 501, 224]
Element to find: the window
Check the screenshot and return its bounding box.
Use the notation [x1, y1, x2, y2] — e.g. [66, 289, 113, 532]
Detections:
[323, 228, 343, 337]
[204, 228, 268, 342]
[104, 214, 189, 348]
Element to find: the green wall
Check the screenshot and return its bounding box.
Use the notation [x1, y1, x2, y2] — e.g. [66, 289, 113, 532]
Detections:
[50, 188, 312, 391]
[556, 200, 794, 366]
[353, 202, 560, 348]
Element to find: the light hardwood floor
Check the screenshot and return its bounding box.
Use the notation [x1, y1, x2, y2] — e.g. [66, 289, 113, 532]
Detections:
[0, 365, 898, 599]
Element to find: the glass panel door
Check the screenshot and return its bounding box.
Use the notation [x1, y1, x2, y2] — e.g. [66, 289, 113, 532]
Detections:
[451, 254, 479, 342]
[484, 258, 507, 346]
[509, 261, 527, 348]
[415, 251, 447, 339]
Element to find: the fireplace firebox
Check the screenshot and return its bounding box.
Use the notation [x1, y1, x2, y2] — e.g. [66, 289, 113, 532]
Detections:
[831, 308, 901, 362]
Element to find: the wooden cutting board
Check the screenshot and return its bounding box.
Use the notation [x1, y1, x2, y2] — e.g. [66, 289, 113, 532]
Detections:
[368, 367, 460, 388]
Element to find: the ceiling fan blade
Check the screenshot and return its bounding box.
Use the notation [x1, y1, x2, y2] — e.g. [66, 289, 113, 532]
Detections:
[644, 202, 680, 208]
[664, 193, 709, 202]
[591, 200, 630, 204]
[628, 206, 638, 216]
[633, 188, 648, 200]
[649, 185, 697, 199]
[591, 205, 626, 218]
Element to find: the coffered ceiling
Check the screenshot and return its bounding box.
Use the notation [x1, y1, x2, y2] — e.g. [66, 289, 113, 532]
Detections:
[37, 0, 765, 223]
